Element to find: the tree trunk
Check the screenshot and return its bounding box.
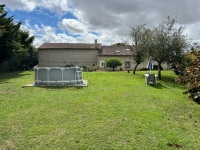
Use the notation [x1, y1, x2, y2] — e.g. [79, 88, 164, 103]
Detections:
[133, 63, 139, 74]
[158, 62, 162, 80]
[113, 67, 114, 71]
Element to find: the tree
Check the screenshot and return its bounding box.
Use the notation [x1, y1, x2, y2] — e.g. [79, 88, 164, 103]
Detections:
[176, 45, 200, 102]
[0, 5, 22, 63]
[0, 5, 5, 37]
[19, 30, 36, 69]
[126, 24, 151, 74]
[172, 51, 195, 76]
[106, 58, 122, 71]
[19, 30, 35, 49]
[0, 5, 4, 13]
[0, 4, 36, 72]
[112, 42, 126, 46]
[0, 5, 35, 63]
[21, 45, 38, 69]
[148, 17, 189, 80]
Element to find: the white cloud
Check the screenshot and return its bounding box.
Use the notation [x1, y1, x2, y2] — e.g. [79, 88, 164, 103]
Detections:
[2, 0, 35, 11]
[58, 19, 87, 34]
[24, 19, 31, 27]
[71, 0, 200, 45]
[20, 24, 35, 37]
[4, 0, 200, 46]
[2, 0, 71, 15]
[20, 20, 124, 48]
[184, 23, 200, 44]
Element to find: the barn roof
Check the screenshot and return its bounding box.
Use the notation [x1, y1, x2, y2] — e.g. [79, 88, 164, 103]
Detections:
[38, 43, 102, 50]
[38, 43, 132, 56]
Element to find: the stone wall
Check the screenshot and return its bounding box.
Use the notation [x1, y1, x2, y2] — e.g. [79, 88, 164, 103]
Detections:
[39, 49, 170, 70]
[97, 56, 170, 71]
[39, 49, 98, 67]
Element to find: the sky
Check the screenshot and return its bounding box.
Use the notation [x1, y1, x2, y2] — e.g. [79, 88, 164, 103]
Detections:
[2, 0, 200, 48]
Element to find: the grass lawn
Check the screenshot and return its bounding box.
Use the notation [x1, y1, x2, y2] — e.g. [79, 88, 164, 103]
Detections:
[0, 70, 200, 149]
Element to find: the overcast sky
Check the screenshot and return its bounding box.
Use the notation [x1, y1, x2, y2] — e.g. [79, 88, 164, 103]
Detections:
[2, 0, 200, 47]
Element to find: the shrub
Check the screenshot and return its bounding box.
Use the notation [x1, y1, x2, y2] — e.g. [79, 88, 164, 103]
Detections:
[153, 65, 163, 70]
[172, 52, 195, 76]
[140, 68, 148, 71]
[106, 58, 122, 71]
[8, 56, 21, 71]
[176, 46, 200, 102]
[80, 66, 99, 72]
[0, 56, 21, 72]
[0, 61, 9, 72]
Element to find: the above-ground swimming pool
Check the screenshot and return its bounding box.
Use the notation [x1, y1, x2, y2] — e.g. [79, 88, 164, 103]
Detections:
[34, 67, 85, 86]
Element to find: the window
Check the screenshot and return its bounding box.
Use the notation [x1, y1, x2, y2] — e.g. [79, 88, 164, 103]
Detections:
[100, 61, 105, 67]
[125, 61, 131, 68]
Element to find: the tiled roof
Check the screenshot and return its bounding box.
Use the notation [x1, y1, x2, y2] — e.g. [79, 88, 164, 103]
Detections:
[38, 43, 102, 49]
[99, 46, 132, 56]
[38, 43, 132, 56]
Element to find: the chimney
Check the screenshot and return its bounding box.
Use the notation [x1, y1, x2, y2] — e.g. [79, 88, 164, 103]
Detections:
[94, 39, 98, 48]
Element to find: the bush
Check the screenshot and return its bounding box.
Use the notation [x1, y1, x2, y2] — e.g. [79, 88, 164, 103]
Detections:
[172, 52, 195, 76]
[153, 65, 163, 70]
[106, 58, 122, 71]
[0, 48, 38, 72]
[176, 46, 200, 102]
[140, 68, 148, 71]
[0, 61, 9, 72]
[8, 56, 21, 71]
[80, 66, 99, 72]
[0, 56, 22, 72]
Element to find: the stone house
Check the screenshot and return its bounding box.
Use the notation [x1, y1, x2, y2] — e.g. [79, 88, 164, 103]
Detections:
[38, 40, 101, 67]
[38, 40, 169, 71]
[98, 45, 149, 71]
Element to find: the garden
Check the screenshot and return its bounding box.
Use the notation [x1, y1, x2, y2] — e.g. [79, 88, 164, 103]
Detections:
[0, 70, 200, 149]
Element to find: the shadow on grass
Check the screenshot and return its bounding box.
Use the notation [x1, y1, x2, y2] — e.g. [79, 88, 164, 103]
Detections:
[184, 94, 200, 105]
[159, 75, 186, 89]
[138, 73, 186, 89]
[0, 71, 33, 84]
[36, 86, 84, 90]
[194, 100, 200, 105]
[147, 83, 165, 89]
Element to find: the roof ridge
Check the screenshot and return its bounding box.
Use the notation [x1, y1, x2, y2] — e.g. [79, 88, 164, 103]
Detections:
[38, 42, 102, 49]
[43, 42, 100, 44]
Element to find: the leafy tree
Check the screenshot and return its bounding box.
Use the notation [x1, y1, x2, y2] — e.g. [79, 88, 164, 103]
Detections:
[19, 30, 36, 69]
[0, 5, 23, 63]
[126, 24, 151, 74]
[0, 5, 4, 13]
[0, 45, 37, 72]
[0, 5, 5, 37]
[0, 4, 36, 72]
[19, 30, 35, 49]
[176, 45, 200, 102]
[112, 42, 126, 46]
[21, 45, 38, 69]
[106, 58, 122, 71]
[172, 51, 195, 76]
[148, 17, 189, 80]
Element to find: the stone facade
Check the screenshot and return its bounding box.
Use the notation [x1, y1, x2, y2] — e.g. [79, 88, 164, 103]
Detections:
[38, 42, 101, 67]
[39, 49, 98, 67]
[98, 55, 148, 71]
[97, 55, 169, 71]
[38, 42, 170, 70]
